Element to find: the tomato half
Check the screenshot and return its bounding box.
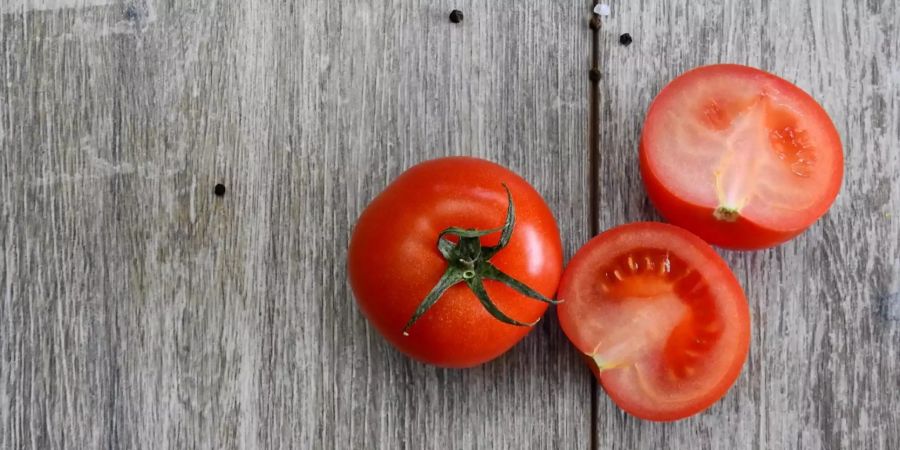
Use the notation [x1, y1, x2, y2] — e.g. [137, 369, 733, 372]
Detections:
[557, 222, 750, 421]
[348, 157, 563, 368]
[640, 64, 843, 249]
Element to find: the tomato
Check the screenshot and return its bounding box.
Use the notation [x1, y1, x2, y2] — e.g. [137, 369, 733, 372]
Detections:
[640, 64, 843, 249]
[348, 157, 563, 368]
[557, 222, 750, 421]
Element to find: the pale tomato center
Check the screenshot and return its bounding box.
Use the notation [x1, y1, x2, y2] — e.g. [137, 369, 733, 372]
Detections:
[645, 70, 838, 230]
[584, 250, 723, 381]
[705, 94, 818, 218]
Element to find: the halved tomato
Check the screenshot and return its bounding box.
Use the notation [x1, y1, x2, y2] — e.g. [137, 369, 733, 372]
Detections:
[557, 222, 750, 421]
[640, 64, 843, 249]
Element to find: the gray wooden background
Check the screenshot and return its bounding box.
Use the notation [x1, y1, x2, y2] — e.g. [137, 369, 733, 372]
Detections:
[0, 0, 897, 449]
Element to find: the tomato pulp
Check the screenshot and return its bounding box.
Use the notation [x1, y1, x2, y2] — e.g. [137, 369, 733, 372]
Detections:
[640, 64, 843, 249]
[348, 157, 563, 368]
[557, 223, 750, 421]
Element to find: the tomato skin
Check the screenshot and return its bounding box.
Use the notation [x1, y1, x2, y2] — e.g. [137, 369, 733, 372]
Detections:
[639, 64, 844, 250]
[557, 222, 750, 421]
[348, 157, 563, 368]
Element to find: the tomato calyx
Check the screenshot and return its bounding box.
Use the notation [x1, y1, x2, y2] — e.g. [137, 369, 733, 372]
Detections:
[401, 184, 560, 336]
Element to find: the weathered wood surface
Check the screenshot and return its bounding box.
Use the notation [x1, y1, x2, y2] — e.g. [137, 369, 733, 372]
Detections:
[1, 0, 898, 449]
[595, 1, 899, 449]
[0, 0, 592, 449]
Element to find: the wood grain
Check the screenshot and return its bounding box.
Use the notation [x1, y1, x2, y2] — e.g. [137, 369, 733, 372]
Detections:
[3, 0, 899, 448]
[0, 0, 593, 448]
[593, 0, 900, 449]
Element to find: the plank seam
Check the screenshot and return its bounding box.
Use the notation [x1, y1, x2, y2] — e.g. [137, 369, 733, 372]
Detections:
[588, 2, 602, 450]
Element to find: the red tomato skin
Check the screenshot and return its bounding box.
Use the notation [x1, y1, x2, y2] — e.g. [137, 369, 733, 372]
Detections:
[639, 64, 844, 250]
[348, 157, 563, 368]
[558, 222, 750, 421]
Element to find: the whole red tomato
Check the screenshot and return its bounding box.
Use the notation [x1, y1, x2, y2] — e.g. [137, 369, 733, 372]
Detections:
[348, 157, 563, 368]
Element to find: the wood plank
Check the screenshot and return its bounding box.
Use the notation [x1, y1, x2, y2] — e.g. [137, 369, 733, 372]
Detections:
[266, 1, 594, 448]
[593, 0, 900, 448]
[1, 0, 594, 448]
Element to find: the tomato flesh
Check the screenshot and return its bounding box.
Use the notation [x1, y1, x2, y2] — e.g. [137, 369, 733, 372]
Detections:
[557, 223, 750, 421]
[640, 64, 843, 249]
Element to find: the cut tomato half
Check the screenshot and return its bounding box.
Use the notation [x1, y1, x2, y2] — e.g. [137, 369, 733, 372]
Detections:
[640, 64, 843, 249]
[557, 222, 750, 421]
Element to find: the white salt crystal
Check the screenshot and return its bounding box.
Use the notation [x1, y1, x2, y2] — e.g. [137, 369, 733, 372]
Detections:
[594, 3, 611, 16]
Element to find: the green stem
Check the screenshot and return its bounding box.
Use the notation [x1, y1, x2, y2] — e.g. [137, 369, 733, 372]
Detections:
[402, 184, 559, 336]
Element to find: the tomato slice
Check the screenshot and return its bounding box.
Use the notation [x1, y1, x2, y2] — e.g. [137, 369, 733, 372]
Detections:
[640, 64, 843, 249]
[557, 222, 750, 421]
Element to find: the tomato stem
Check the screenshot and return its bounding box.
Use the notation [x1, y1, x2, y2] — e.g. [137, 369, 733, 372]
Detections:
[401, 184, 560, 336]
[713, 205, 740, 222]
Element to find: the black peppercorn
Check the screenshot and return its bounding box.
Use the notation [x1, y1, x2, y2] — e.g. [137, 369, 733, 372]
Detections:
[589, 69, 601, 82]
[619, 33, 633, 46]
[449, 10, 464, 23]
[214, 184, 226, 196]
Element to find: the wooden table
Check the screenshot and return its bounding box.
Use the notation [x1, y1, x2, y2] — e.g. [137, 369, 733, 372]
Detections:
[1, 1, 897, 448]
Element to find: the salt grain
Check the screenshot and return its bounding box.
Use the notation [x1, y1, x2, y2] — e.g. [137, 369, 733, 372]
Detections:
[594, 3, 611, 16]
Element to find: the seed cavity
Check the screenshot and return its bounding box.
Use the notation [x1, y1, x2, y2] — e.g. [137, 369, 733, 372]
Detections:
[599, 250, 684, 289]
[703, 96, 817, 223]
[770, 125, 816, 177]
[593, 249, 724, 383]
[627, 255, 638, 272]
[703, 100, 731, 130]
